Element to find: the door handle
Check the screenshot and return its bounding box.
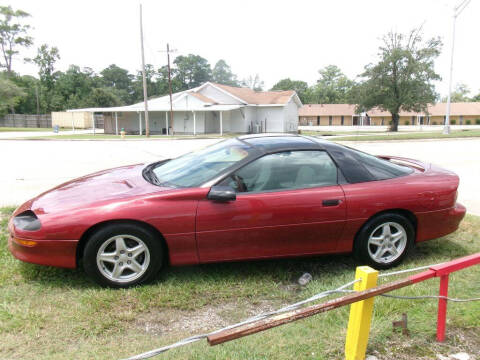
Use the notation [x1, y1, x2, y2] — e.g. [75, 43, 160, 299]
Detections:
[322, 199, 341, 207]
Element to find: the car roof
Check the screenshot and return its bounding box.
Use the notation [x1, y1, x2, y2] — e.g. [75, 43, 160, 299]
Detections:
[239, 133, 324, 152]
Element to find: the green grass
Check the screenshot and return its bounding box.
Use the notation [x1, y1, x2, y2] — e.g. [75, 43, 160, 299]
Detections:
[0, 127, 56, 132]
[301, 129, 480, 141]
[1, 207, 479, 359]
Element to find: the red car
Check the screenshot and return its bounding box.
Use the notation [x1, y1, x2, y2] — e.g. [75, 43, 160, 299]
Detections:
[8, 134, 465, 287]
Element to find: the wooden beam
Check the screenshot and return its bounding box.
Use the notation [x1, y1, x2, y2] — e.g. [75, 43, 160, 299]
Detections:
[207, 277, 413, 346]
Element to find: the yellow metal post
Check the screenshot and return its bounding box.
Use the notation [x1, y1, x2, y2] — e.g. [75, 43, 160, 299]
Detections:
[345, 266, 379, 360]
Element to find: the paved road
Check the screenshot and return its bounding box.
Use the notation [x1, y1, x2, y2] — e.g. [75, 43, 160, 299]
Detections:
[1, 137, 479, 215]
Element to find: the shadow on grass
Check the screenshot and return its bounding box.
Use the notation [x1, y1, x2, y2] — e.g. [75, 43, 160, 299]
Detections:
[16, 262, 96, 289]
[157, 252, 357, 285]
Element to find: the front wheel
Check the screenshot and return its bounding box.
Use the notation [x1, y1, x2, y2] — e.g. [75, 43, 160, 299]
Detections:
[354, 213, 415, 269]
[83, 223, 163, 288]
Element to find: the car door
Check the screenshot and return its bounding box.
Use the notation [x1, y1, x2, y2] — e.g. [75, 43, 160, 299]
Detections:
[195, 150, 347, 262]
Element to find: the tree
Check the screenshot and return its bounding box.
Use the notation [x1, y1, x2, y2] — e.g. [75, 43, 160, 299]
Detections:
[32, 44, 60, 112]
[131, 64, 157, 102]
[271, 78, 308, 103]
[52, 65, 101, 110]
[241, 74, 264, 91]
[442, 83, 471, 102]
[173, 54, 212, 90]
[84, 87, 122, 108]
[33, 44, 60, 90]
[0, 6, 33, 73]
[353, 29, 442, 131]
[11, 74, 39, 114]
[100, 64, 133, 103]
[0, 74, 25, 114]
[304, 65, 354, 104]
[212, 59, 238, 86]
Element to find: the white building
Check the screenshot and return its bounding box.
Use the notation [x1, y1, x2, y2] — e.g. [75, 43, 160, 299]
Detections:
[68, 82, 302, 135]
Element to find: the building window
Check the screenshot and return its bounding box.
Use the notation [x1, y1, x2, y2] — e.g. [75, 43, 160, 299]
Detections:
[411, 116, 416, 125]
[381, 117, 385, 126]
[317, 116, 320, 125]
[460, 115, 464, 125]
[329, 116, 333, 126]
[444, 115, 446, 125]
[341, 116, 344, 125]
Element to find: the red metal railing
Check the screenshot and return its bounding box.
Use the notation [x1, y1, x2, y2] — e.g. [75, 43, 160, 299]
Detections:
[208, 252, 480, 345]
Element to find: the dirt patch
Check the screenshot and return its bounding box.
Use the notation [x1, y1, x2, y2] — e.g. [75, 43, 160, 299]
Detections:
[134, 300, 281, 336]
[372, 328, 479, 360]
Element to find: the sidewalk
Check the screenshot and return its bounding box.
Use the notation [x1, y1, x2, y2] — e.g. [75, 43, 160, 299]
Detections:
[0, 129, 104, 139]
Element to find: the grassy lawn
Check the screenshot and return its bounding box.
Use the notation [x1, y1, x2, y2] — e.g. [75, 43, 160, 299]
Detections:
[0, 127, 55, 132]
[301, 129, 480, 141]
[1, 207, 479, 359]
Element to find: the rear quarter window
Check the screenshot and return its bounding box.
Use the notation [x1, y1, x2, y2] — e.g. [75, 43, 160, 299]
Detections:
[324, 143, 413, 183]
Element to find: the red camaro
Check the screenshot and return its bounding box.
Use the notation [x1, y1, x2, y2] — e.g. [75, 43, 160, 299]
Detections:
[9, 134, 465, 287]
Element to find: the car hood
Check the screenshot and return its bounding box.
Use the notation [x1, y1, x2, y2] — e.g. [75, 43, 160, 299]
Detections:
[21, 164, 171, 215]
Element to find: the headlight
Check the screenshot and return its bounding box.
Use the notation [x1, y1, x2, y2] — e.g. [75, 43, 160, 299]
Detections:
[13, 211, 41, 231]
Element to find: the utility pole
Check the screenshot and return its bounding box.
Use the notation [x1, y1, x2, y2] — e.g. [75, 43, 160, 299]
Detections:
[160, 44, 177, 135]
[139, 4, 150, 137]
[444, 0, 472, 135]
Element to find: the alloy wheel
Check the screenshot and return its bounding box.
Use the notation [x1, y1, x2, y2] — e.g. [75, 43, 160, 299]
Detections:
[96, 234, 150, 283]
[367, 222, 408, 264]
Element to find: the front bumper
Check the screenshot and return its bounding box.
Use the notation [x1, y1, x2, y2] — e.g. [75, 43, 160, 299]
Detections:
[8, 234, 78, 269]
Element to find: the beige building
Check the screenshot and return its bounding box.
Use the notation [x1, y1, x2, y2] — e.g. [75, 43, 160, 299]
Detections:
[52, 111, 94, 129]
[299, 102, 480, 126]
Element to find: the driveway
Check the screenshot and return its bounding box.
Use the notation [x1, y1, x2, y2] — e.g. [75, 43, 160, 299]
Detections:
[2, 137, 479, 215]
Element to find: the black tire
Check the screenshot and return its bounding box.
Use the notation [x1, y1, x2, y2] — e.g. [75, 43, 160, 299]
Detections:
[83, 223, 164, 288]
[354, 213, 415, 269]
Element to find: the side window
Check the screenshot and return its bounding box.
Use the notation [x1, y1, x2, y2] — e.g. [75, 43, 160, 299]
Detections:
[218, 151, 338, 193]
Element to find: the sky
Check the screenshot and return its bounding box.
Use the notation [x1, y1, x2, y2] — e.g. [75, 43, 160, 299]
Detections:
[10, 0, 480, 98]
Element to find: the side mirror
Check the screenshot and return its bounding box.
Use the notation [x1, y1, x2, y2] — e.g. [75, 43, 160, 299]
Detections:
[207, 186, 236, 202]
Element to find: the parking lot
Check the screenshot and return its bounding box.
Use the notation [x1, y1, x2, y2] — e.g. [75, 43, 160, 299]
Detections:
[2, 137, 479, 215]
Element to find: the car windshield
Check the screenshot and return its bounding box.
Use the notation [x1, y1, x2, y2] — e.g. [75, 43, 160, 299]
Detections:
[151, 139, 253, 187]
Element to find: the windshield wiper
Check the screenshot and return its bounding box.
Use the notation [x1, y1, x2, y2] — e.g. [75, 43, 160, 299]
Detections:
[142, 163, 162, 186]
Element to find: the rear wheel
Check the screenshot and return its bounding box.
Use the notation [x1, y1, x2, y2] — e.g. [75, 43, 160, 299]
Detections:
[354, 213, 414, 269]
[83, 223, 163, 288]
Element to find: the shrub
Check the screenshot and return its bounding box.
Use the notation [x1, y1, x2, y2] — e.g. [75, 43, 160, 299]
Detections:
[466, 120, 472, 125]
[476, 118, 480, 125]
[432, 121, 438, 125]
[405, 120, 410, 125]
[451, 119, 457, 125]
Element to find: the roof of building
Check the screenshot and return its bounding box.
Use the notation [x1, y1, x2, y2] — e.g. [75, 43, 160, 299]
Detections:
[68, 82, 301, 113]
[188, 92, 217, 104]
[299, 102, 480, 117]
[211, 83, 296, 105]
